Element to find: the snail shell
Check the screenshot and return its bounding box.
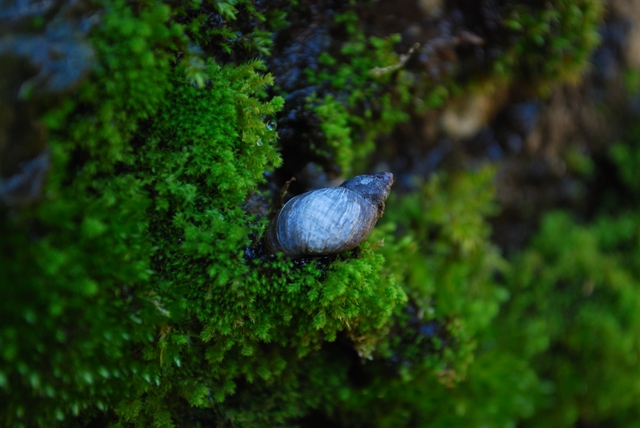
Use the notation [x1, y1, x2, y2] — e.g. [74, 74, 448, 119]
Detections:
[265, 172, 393, 258]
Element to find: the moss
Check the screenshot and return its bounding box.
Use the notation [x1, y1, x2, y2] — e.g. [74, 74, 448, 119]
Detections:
[1, 0, 628, 426]
[0, 0, 288, 425]
[493, 209, 640, 427]
[1, 1, 413, 425]
[294, 166, 509, 426]
[441, 126, 640, 428]
[0, 0, 184, 425]
[298, 10, 414, 175]
[610, 139, 640, 196]
[499, 0, 605, 91]
[295, 0, 606, 176]
[499, 128, 640, 427]
[381, 166, 506, 351]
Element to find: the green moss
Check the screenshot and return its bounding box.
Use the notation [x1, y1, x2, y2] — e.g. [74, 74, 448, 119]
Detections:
[0, 0, 289, 425]
[303, 11, 414, 175]
[499, 0, 604, 91]
[611, 141, 640, 196]
[451, 129, 640, 428]
[301, 166, 509, 426]
[173, 0, 281, 57]
[494, 209, 640, 427]
[293, 0, 605, 175]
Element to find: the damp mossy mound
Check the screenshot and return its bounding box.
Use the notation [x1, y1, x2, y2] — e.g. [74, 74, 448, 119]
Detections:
[1, 1, 408, 425]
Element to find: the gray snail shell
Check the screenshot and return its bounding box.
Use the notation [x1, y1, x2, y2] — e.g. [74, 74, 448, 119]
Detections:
[265, 172, 393, 258]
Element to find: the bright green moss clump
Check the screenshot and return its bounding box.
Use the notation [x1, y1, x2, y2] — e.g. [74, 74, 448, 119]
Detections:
[0, 0, 290, 425]
[125, 63, 406, 420]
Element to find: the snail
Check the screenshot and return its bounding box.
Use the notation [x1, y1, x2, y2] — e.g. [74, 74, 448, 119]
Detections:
[265, 172, 393, 258]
